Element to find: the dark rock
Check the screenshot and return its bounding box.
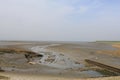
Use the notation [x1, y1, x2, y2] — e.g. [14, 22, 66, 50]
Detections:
[24, 53, 43, 62]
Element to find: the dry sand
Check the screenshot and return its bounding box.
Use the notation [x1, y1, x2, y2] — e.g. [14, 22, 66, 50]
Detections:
[0, 72, 120, 80]
[97, 43, 120, 56]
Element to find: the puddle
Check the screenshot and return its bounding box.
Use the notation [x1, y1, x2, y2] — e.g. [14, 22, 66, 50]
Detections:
[81, 70, 103, 77]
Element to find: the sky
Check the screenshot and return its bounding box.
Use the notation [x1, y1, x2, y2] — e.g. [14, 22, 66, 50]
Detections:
[0, 0, 120, 41]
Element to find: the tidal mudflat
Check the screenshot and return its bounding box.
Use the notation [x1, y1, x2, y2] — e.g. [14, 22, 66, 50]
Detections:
[0, 41, 120, 80]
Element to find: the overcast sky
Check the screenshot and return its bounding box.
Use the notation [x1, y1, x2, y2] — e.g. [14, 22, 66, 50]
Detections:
[0, 0, 120, 41]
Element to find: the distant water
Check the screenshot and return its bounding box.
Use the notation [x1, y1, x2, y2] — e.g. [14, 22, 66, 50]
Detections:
[70, 42, 117, 50]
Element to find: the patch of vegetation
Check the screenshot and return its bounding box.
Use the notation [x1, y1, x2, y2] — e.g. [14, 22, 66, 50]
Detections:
[96, 41, 120, 44]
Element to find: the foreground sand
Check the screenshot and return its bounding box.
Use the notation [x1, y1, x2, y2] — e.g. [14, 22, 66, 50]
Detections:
[0, 72, 120, 80]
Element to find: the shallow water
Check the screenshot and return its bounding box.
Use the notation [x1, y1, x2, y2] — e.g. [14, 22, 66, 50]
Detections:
[31, 44, 84, 69]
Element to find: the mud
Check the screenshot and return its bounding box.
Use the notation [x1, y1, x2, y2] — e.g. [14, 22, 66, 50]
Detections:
[30, 44, 84, 69]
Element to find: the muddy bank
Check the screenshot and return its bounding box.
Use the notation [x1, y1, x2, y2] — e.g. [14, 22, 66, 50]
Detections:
[85, 59, 120, 74]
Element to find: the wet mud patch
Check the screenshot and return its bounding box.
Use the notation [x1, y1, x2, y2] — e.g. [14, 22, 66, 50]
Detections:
[31, 45, 84, 69]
